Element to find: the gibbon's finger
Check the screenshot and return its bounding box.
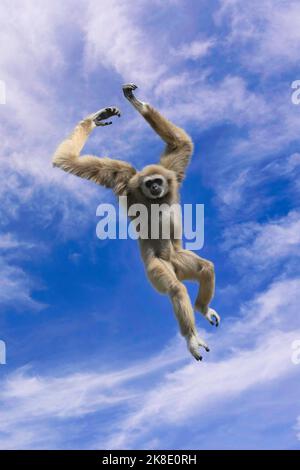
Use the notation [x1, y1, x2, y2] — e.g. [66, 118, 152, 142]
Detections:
[97, 121, 112, 127]
[197, 337, 209, 352]
[122, 83, 138, 90]
[93, 107, 121, 125]
[122, 83, 138, 100]
[105, 106, 121, 117]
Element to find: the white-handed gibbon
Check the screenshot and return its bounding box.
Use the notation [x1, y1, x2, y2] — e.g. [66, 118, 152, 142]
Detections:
[53, 83, 220, 361]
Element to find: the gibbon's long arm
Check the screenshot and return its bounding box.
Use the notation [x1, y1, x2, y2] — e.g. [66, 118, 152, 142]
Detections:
[122, 83, 194, 183]
[52, 107, 136, 195]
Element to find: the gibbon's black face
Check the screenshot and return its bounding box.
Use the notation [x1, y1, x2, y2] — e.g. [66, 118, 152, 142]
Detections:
[141, 173, 169, 199]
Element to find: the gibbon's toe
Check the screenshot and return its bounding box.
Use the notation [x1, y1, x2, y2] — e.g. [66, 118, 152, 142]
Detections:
[187, 334, 209, 362]
[196, 306, 220, 328]
[197, 336, 210, 352]
[207, 309, 220, 327]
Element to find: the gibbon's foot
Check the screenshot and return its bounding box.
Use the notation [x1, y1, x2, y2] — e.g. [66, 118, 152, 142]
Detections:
[122, 83, 138, 100]
[91, 107, 121, 126]
[186, 334, 210, 362]
[203, 308, 220, 327]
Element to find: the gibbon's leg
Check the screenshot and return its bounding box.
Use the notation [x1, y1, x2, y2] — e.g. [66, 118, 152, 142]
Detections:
[145, 255, 209, 361]
[171, 249, 220, 327]
[122, 83, 193, 182]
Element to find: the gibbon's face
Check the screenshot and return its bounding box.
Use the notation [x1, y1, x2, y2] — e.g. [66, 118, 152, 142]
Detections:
[140, 173, 169, 199]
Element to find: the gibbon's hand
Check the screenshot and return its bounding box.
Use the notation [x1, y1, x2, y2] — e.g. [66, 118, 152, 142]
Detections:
[91, 106, 121, 127]
[122, 83, 138, 100]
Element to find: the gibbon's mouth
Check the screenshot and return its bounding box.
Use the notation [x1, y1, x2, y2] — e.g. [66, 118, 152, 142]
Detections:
[150, 187, 162, 197]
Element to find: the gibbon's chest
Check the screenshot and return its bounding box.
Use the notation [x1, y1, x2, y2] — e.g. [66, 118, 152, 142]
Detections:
[126, 197, 182, 241]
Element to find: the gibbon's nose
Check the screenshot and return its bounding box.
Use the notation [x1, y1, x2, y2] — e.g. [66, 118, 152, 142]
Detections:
[151, 184, 161, 195]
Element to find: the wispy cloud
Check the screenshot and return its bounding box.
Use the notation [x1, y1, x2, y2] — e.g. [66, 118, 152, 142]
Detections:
[1, 0, 300, 451]
[0, 276, 299, 449]
[98, 276, 300, 449]
[0, 234, 45, 312]
[217, 0, 300, 74]
[173, 38, 215, 60]
[83, 0, 166, 87]
[222, 211, 300, 271]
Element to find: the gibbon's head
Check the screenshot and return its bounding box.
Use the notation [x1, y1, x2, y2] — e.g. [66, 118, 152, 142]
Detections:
[141, 173, 168, 199]
[129, 165, 177, 201]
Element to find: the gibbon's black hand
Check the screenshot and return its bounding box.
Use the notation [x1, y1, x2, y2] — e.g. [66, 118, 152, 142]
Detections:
[93, 106, 121, 126]
[122, 83, 138, 100]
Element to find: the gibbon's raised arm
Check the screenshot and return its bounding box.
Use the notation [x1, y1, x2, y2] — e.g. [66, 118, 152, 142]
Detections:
[52, 107, 136, 195]
[122, 83, 194, 183]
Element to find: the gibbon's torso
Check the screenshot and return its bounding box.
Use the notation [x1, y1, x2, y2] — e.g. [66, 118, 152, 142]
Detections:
[126, 189, 182, 260]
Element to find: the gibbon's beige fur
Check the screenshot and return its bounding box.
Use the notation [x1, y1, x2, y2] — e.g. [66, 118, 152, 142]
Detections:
[53, 83, 220, 361]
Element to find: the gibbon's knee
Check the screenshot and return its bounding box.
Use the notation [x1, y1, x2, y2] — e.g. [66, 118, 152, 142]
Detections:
[169, 282, 187, 299]
[200, 261, 215, 280]
[146, 260, 177, 295]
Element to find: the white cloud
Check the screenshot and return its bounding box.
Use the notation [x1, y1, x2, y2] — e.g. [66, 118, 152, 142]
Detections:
[0, 275, 299, 449]
[83, 0, 166, 87]
[217, 0, 300, 74]
[174, 39, 215, 60]
[158, 74, 269, 127]
[0, 348, 183, 449]
[98, 275, 300, 449]
[0, 234, 34, 250]
[0, 234, 45, 312]
[264, 153, 300, 177]
[222, 211, 300, 271]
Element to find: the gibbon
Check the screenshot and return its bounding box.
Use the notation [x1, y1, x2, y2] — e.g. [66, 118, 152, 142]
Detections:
[53, 83, 220, 361]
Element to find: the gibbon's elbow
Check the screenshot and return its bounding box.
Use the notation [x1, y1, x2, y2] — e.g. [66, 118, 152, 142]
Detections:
[174, 137, 193, 160]
[182, 136, 194, 155]
[52, 151, 71, 172]
[52, 157, 62, 169]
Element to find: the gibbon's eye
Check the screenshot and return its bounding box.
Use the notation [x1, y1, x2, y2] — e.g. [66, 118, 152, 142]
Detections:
[153, 178, 163, 186]
[145, 180, 153, 188]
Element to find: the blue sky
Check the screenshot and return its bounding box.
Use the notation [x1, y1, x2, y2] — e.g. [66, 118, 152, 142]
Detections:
[0, 0, 300, 450]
